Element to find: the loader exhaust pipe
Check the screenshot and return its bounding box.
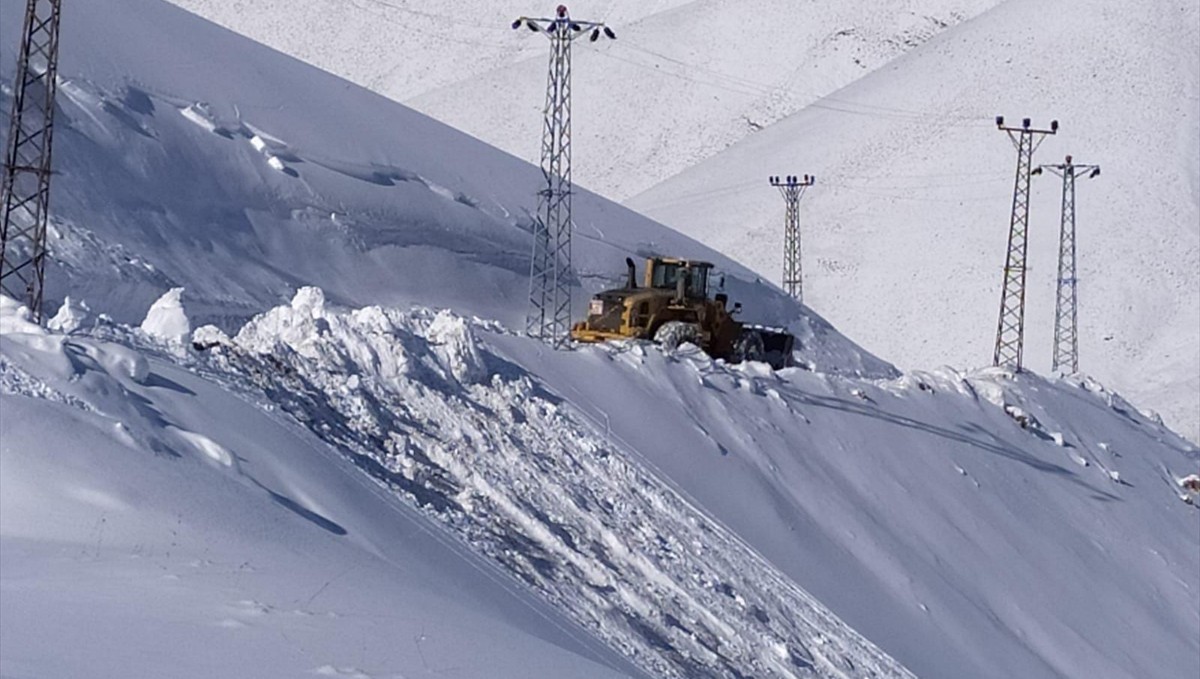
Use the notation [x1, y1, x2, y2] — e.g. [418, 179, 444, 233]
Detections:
[625, 257, 637, 289]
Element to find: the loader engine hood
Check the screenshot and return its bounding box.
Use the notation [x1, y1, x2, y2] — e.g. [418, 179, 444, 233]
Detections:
[584, 288, 655, 333]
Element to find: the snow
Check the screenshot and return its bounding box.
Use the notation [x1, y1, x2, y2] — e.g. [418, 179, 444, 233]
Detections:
[167, 0, 1200, 441]
[2, 293, 914, 678]
[0, 298, 641, 679]
[1, 0, 884, 385]
[2, 1, 1198, 678]
[46, 295, 90, 334]
[489, 336, 1199, 679]
[6, 278, 1198, 677]
[627, 0, 1200, 442]
[167, 0, 1003, 201]
[140, 287, 191, 343]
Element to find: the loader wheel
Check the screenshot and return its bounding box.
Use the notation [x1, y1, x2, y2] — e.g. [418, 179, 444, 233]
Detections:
[654, 321, 701, 352]
[733, 329, 766, 364]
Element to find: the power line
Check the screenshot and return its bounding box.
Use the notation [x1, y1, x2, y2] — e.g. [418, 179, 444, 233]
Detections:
[601, 38, 994, 125]
[634, 174, 1008, 213]
[825, 175, 1007, 190]
[361, 0, 513, 33]
[345, 1, 993, 129]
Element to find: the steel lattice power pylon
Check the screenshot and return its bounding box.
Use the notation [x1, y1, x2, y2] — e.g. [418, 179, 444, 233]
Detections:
[512, 6, 615, 347]
[769, 174, 815, 301]
[0, 0, 63, 322]
[991, 116, 1057, 371]
[1035, 155, 1100, 375]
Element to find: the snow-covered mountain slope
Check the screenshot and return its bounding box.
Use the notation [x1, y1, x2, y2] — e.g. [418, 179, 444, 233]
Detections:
[2, 1, 1198, 678]
[0, 0, 884, 378]
[629, 0, 1200, 442]
[489, 315, 1200, 679]
[164, 0, 697, 102]
[0, 298, 641, 679]
[167, 0, 1002, 200]
[165, 0, 1199, 442]
[5, 284, 1198, 679]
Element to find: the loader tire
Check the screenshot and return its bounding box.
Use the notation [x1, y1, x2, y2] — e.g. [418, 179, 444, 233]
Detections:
[733, 329, 766, 364]
[654, 321, 701, 352]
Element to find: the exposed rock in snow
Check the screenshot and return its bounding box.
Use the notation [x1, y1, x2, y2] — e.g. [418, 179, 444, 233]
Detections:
[140, 287, 190, 343]
[1178, 474, 1200, 503]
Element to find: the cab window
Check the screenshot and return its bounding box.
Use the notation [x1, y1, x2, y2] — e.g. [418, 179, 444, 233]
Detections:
[651, 262, 709, 299]
[651, 263, 684, 290]
[688, 267, 709, 299]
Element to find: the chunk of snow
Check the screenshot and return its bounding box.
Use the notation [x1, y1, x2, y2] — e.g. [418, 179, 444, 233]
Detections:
[235, 287, 329, 358]
[0, 295, 47, 336]
[291, 286, 327, 318]
[191, 324, 232, 350]
[425, 309, 487, 385]
[179, 102, 219, 132]
[1004, 405, 1038, 430]
[140, 287, 190, 343]
[47, 296, 91, 334]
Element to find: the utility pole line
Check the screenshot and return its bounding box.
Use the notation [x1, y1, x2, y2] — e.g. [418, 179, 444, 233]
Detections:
[512, 5, 614, 347]
[769, 174, 815, 301]
[1035, 155, 1099, 375]
[1, 0, 63, 322]
[991, 115, 1057, 371]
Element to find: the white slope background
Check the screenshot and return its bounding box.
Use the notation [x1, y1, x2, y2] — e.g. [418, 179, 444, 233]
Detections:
[0, 2, 1198, 679]
[167, 0, 1200, 444]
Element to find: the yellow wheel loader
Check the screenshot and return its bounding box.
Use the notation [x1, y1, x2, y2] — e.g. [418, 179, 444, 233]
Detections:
[570, 257, 795, 369]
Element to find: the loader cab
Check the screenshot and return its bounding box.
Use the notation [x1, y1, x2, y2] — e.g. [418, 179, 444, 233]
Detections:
[645, 257, 712, 300]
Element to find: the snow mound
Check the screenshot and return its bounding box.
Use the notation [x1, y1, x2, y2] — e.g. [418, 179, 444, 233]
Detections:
[0, 296, 42, 336]
[425, 310, 487, 385]
[213, 294, 914, 679]
[47, 296, 91, 334]
[140, 287, 190, 344]
[0, 298, 641, 679]
[190, 324, 232, 350]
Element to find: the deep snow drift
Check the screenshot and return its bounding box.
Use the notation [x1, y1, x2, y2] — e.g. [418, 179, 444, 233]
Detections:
[4, 282, 1198, 678]
[0, 296, 642, 679]
[1, 1, 1198, 678]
